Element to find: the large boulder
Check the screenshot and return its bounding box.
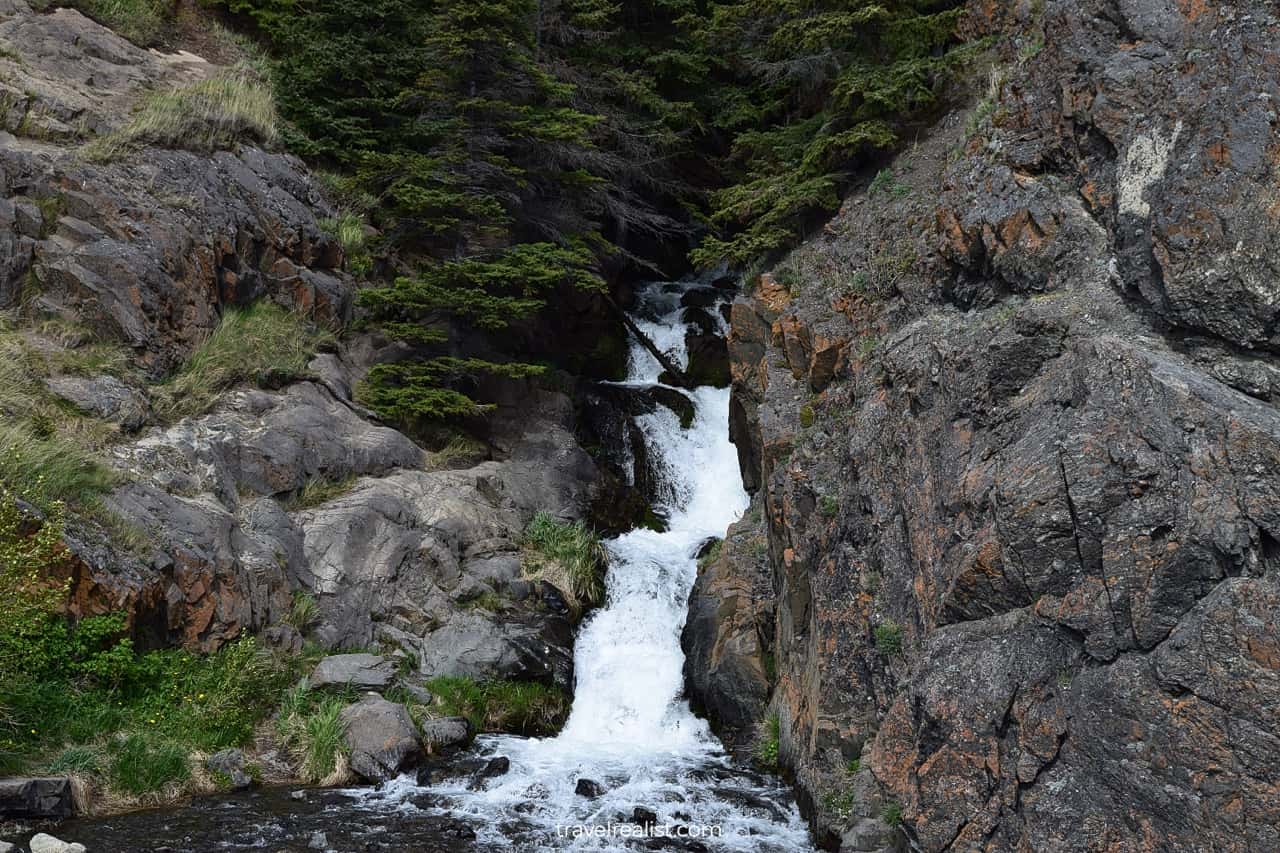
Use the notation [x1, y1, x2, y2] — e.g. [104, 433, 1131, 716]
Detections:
[0, 777, 73, 818]
[339, 695, 422, 782]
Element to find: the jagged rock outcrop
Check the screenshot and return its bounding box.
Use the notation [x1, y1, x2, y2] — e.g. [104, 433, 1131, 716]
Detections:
[0, 0, 350, 371]
[689, 1, 1280, 850]
[0, 1, 603, 690]
[682, 496, 774, 741]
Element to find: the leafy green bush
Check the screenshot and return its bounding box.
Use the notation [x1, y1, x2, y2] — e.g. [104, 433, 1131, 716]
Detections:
[521, 512, 607, 611]
[425, 676, 569, 736]
[84, 68, 277, 161]
[157, 302, 333, 420]
[874, 621, 903, 656]
[881, 801, 904, 827]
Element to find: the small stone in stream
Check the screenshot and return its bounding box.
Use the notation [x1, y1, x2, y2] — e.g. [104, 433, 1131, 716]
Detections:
[0, 841, 14, 853]
[632, 806, 658, 828]
[28, 834, 86, 853]
[307, 830, 327, 850]
[575, 778, 605, 798]
[290, 789, 307, 801]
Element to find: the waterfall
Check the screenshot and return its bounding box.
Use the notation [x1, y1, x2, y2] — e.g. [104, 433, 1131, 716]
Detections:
[354, 280, 814, 851]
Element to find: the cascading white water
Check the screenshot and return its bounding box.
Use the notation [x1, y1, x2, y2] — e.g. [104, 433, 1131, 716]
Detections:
[352, 281, 814, 851]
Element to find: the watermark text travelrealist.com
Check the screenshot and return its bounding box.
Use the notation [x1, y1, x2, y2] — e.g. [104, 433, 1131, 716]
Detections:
[557, 822, 723, 840]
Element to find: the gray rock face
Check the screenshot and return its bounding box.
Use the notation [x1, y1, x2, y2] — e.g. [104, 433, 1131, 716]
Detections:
[0, 777, 73, 818]
[0, 2, 213, 140]
[689, 2, 1280, 851]
[45, 374, 148, 431]
[681, 499, 772, 741]
[418, 717, 474, 754]
[339, 695, 422, 782]
[0, 2, 350, 370]
[310, 654, 396, 691]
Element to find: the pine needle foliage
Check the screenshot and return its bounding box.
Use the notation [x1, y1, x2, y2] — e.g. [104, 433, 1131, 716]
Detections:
[688, 0, 971, 267]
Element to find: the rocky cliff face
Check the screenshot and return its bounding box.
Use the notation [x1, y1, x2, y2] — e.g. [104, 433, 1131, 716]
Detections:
[686, 1, 1280, 850]
[0, 0, 605, 688]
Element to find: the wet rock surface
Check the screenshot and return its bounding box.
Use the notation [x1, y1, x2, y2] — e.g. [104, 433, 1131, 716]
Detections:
[687, 1, 1280, 850]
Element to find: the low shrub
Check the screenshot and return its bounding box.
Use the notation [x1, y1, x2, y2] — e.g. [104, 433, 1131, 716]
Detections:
[521, 512, 607, 611]
[873, 621, 903, 657]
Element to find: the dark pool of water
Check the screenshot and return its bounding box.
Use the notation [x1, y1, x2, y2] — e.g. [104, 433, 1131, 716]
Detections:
[24, 784, 491, 852]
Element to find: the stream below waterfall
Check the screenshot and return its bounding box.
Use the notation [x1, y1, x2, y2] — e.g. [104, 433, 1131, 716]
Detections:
[45, 280, 814, 852]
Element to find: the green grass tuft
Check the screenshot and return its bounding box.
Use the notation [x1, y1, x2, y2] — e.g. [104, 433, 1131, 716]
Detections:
[109, 733, 190, 795]
[754, 711, 780, 768]
[286, 476, 356, 511]
[83, 68, 277, 162]
[157, 302, 333, 420]
[425, 676, 568, 737]
[0, 422, 118, 512]
[521, 512, 607, 611]
[881, 801, 904, 827]
[284, 591, 320, 632]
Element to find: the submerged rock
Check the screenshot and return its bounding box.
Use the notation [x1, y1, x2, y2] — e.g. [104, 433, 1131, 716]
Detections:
[574, 778, 604, 798]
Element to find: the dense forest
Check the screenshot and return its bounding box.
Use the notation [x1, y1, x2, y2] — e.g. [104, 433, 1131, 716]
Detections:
[212, 0, 968, 425]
